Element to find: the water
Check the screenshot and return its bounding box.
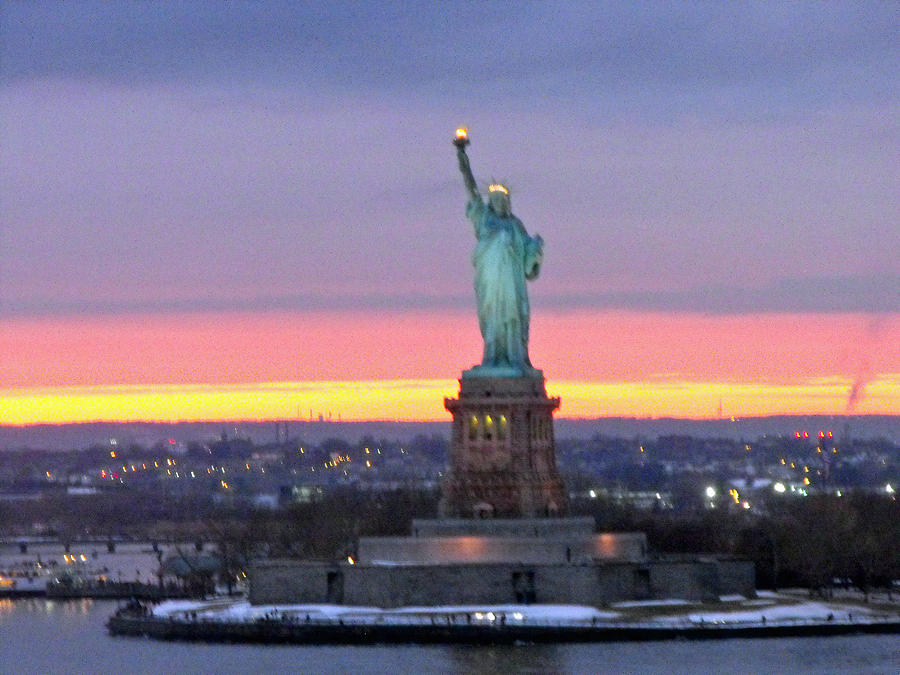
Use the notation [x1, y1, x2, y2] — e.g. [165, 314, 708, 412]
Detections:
[1, 599, 897, 675]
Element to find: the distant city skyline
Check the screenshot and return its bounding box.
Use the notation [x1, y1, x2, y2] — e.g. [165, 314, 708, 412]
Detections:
[2, 3, 898, 423]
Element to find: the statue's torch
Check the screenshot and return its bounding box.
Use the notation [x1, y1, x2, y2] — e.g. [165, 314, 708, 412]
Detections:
[453, 127, 470, 148]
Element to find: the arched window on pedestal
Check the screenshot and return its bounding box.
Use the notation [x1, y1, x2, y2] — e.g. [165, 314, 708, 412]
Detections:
[484, 414, 494, 441]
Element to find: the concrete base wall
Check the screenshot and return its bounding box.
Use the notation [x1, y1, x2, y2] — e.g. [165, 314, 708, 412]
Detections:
[249, 558, 756, 608]
[247, 561, 343, 605]
[411, 517, 595, 538]
[358, 532, 647, 565]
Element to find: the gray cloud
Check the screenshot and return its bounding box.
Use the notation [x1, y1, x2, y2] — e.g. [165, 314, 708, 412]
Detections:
[3, 275, 896, 319]
[0, 292, 470, 318]
[536, 275, 900, 315]
[3, 3, 897, 118]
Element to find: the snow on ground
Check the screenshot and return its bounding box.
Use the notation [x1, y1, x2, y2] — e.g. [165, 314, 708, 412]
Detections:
[152, 600, 214, 617]
[657, 600, 887, 625]
[755, 590, 781, 598]
[151, 600, 618, 623]
[718, 594, 746, 602]
[390, 605, 618, 620]
[612, 599, 694, 608]
[149, 594, 897, 627]
[214, 602, 360, 620]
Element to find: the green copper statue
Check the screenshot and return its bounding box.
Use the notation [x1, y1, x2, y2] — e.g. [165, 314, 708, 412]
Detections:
[454, 129, 544, 377]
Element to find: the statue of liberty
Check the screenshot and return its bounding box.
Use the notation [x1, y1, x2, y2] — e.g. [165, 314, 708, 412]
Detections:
[453, 129, 544, 376]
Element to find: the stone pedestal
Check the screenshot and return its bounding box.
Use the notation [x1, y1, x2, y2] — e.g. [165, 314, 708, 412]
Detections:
[440, 374, 567, 518]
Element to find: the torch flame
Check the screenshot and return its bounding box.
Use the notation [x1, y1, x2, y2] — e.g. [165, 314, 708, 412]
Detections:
[455, 127, 468, 139]
[489, 183, 509, 195]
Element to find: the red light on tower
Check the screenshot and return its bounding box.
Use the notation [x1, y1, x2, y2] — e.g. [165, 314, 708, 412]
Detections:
[795, 432, 801, 439]
[803, 432, 809, 439]
[819, 431, 825, 439]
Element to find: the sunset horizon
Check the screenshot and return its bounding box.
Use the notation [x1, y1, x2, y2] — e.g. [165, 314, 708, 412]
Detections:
[3, 376, 899, 427]
[2, 4, 896, 429]
[3, 307, 896, 426]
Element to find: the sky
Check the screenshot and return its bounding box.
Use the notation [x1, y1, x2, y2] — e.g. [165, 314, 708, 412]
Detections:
[1, 2, 898, 424]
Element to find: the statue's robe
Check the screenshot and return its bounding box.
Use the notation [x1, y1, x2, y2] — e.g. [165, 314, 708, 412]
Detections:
[466, 196, 543, 371]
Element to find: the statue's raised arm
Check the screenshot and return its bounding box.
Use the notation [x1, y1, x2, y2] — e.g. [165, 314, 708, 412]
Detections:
[453, 128, 481, 204]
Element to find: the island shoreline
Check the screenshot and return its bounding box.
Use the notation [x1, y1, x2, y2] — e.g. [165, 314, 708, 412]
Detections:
[107, 612, 900, 645]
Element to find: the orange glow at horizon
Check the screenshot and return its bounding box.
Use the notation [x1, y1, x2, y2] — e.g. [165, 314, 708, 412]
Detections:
[1, 375, 898, 425]
[1, 309, 896, 424]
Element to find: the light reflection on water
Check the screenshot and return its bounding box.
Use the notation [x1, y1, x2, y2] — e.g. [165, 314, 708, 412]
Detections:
[59, 598, 94, 616]
[0, 599, 897, 675]
[0, 597, 93, 616]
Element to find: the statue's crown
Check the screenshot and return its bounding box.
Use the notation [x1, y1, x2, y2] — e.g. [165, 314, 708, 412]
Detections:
[488, 183, 509, 195]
